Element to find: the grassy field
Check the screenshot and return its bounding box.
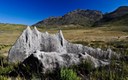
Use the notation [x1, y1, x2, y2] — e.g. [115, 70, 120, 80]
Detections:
[38, 26, 128, 42]
[0, 24, 26, 57]
[0, 24, 128, 57]
[0, 24, 128, 79]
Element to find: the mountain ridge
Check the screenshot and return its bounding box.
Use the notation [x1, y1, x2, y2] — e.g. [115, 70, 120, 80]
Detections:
[33, 6, 128, 28]
[33, 9, 103, 27]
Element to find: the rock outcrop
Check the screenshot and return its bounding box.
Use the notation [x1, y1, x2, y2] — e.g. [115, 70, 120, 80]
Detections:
[8, 26, 119, 73]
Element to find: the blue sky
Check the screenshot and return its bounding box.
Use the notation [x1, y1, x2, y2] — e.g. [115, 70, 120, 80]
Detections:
[0, 0, 128, 25]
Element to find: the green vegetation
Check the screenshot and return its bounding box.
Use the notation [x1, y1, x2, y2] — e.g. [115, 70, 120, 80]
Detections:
[60, 68, 81, 80]
[0, 75, 8, 80]
[0, 55, 17, 79]
[89, 60, 128, 80]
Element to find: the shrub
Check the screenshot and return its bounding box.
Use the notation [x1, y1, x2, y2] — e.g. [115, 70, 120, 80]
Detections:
[0, 66, 13, 75]
[0, 76, 8, 80]
[60, 68, 81, 80]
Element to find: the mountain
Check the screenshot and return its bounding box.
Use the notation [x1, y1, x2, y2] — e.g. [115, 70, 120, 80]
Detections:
[104, 6, 128, 19]
[94, 6, 128, 26]
[33, 9, 103, 27]
[33, 6, 128, 28]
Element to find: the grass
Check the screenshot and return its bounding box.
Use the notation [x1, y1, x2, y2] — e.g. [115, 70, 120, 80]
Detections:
[60, 68, 81, 80]
[0, 23, 26, 45]
[0, 23, 26, 31]
[0, 25, 127, 58]
[39, 27, 128, 42]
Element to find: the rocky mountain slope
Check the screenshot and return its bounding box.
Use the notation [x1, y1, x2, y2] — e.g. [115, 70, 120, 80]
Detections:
[34, 6, 128, 28]
[104, 6, 128, 19]
[33, 9, 103, 27]
[95, 6, 128, 26]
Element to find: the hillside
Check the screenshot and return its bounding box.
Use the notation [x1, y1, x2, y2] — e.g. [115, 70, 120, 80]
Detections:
[94, 6, 128, 26]
[33, 9, 103, 27]
[34, 6, 128, 28]
[102, 14, 128, 26]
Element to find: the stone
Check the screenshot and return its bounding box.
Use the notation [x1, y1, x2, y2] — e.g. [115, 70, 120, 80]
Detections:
[8, 26, 67, 62]
[8, 26, 120, 73]
[22, 50, 109, 74]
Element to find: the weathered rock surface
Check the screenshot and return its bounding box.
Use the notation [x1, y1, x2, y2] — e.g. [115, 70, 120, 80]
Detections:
[8, 26, 67, 62]
[8, 27, 119, 73]
[22, 50, 110, 74]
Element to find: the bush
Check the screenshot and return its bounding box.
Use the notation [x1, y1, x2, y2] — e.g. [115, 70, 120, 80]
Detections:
[0, 65, 14, 75]
[60, 68, 80, 80]
[0, 76, 8, 80]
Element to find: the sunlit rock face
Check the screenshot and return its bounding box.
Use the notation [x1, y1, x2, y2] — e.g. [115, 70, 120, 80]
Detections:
[8, 26, 119, 73]
[8, 27, 67, 62]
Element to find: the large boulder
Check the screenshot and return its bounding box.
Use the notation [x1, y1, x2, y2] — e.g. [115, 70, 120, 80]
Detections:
[8, 27, 119, 72]
[22, 50, 109, 74]
[8, 26, 67, 62]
